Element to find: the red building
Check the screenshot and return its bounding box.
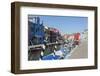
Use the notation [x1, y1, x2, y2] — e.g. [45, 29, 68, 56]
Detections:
[74, 33, 80, 40]
[74, 33, 80, 45]
[49, 27, 61, 43]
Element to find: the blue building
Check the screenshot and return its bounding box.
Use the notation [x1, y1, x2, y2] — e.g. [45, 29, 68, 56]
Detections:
[28, 16, 45, 45]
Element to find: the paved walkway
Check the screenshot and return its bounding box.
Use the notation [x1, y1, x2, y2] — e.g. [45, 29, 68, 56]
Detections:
[67, 39, 88, 59]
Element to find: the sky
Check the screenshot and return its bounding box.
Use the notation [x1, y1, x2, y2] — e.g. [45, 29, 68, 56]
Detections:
[29, 15, 88, 35]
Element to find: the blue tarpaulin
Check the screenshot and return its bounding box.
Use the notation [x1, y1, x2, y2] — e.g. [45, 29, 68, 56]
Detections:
[42, 54, 60, 60]
[41, 47, 69, 60]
